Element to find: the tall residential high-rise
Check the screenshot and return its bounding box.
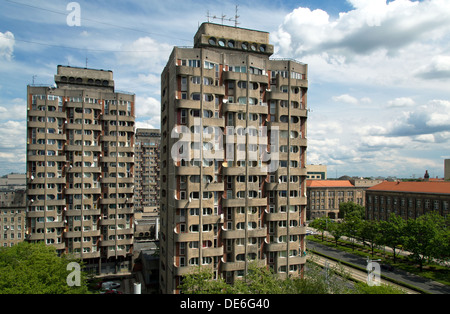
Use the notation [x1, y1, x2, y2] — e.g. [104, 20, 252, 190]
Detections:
[26, 65, 135, 274]
[160, 23, 308, 294]
[134, 128, 161, 212]
[445, 159, 450, 181]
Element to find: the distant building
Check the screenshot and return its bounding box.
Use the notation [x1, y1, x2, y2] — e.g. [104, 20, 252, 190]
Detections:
[445, 159, 450, 181]
[0, 173, 26, 190]
[306, 164, 327, 180]
[366, 181, 450, 221]
[134, 129, 161, 211]
[0, 189, 26, 247]
[307, 179, 383, 220]
[134, 206, 159, 241]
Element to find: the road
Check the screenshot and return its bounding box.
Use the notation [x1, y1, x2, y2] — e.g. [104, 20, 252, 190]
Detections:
[308, 239, 450, 294]
[308, 251, 419, 294]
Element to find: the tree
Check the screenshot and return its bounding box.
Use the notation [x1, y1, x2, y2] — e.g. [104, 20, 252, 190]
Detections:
[339, 201, 365, 219]
[342, 214, 362, 251]
[178, 266, 231, 294]
[0, 242, 90, 294]
[359, 220, 380, 257]
[310, 216, 332, 241]
[328, 220, 344, 247]
[403, 212, 447, 271]
[178, 261, 404, 294]
[379, 213, 406, 263]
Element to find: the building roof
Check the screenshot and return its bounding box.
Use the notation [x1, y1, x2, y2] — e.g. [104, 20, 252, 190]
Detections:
[307, 180, 354, 188]
[367, 181, 450, 195]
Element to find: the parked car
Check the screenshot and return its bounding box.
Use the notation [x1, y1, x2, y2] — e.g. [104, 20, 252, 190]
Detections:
[101, 281, 121, 290]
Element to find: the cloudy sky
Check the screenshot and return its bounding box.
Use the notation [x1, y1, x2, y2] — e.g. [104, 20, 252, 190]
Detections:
[1, 0, 449, 178]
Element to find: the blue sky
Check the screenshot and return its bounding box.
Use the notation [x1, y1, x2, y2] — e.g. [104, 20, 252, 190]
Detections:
[1, 0, 450, 178]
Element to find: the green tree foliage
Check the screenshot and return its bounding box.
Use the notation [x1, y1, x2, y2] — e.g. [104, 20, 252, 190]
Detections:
[339, 201, 365, 219]
[378, 214, 406, 263]
[178, 261, 403, 294]
[309, 216, 331, 241]
[359, 220, 381, 257]
[328, 220, 344, 247]
[342, 214, 362, 251]
[0, 242, 90, 294]
[403, 212, 448, 271]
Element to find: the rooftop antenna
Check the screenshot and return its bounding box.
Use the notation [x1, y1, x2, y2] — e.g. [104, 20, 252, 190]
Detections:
[32, 75, 37, 85]
[85, 57, 88, 68]
[234, 5, 240, 27]
[206, 5, 240, 27]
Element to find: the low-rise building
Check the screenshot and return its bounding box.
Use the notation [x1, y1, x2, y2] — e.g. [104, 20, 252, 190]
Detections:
[307, 179, 382, 220]
[366, 181, 450, 221]
[0, 174, 26, 190]
[0, 189, 26, 247]
[306, 164, 327, 180]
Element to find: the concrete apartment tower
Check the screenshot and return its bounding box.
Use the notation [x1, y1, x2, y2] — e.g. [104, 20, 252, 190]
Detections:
[26, 66, 135, 274]
[134, 128, 161, 212]
[445, 159, 450, 181]
[160, 23, 308, 293]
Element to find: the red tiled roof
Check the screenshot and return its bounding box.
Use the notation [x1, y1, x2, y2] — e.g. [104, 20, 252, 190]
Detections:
[367, 181, 450, 195]
[306, 180, 354, 188]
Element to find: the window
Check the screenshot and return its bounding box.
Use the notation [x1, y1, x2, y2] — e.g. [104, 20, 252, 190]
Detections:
[188, 60, 200, 68]
[204, 61, 217, 70]
[189, 225, 199, 233]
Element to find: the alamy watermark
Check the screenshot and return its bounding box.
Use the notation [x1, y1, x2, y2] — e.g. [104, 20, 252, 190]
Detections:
[366, 259, 381, 286]
[171, 118, 281, 173]
[66, 262, 81, 287]
[66, 2, 81, 27]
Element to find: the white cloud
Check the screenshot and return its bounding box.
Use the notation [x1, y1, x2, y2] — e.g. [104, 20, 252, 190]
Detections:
[332, 94, 371, 105]
[0, 120, 26, 168]
[0, 98, 26, 121]
[416, 55, 450, 80]
[387, 97, 415, 108]
[385, 100, 450, 137]
[117, 36, 173, 72]
[274, 0, 450, 58]
[272, 0, 450, 90]
[332, 94, 358, 105]
[135, 96, 161, 119]
[0, 31, 15, 61]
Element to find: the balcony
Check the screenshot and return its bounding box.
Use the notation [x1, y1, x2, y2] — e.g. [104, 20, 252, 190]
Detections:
[201, 246, 224, 257]
[175, 99, 201, 110]
[175, 66, 201, 77]
[265, 211, 287, 221]
[220, 260, 245, 271]
[222, 102, 246, 113]
[221, 227, 244, 239]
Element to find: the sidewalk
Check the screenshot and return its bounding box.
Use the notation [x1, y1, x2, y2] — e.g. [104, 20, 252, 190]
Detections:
[308, 240, 450, 294]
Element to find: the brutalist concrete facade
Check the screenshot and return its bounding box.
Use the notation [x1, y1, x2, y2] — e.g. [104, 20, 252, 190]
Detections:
[26, 66, 135, 274]
[160, 23, 308, 293]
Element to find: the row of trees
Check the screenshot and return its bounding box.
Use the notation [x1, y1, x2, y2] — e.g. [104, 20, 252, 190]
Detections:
[179, 259, 405, 294]
[310, 203, 450, 272]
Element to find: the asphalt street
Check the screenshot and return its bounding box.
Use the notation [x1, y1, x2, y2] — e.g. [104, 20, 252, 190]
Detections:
[307, 240, 450, 294]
